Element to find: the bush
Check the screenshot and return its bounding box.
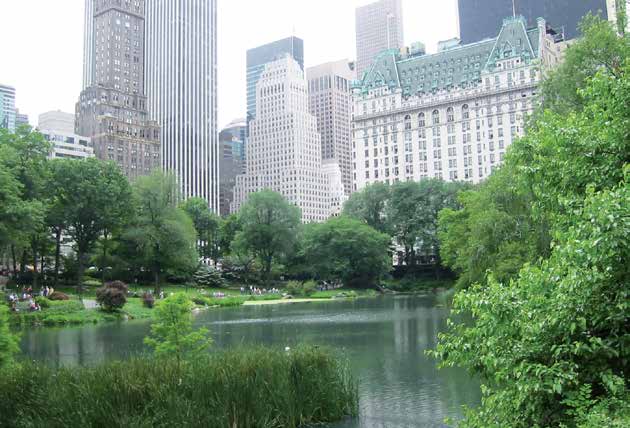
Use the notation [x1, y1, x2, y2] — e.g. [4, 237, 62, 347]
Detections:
[142, 292, 155, 309]
[48, 291, 69, 301]
[0, 346, 357, 427]
[82, 279, 101, 288]
[95, 281, 128, 312]
[285, 280, 316, 297]
[34, 296, 50, 309]
[193, 265, 226, 288]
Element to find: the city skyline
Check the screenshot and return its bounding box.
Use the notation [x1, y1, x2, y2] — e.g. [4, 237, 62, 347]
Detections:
[0, 0, 458, 129]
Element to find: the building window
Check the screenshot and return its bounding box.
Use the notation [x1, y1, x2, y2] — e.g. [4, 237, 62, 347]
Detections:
[462, 104, 469, 119]
[447, 107, 454, 122]
[418, 112, 425, 128]
[432, 109, 440, 125]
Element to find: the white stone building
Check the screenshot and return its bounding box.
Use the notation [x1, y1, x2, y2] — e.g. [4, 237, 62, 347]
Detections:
[322, 159, 348, 217]
[232, 56, 332, 223]
[351, 16, 566, 191]
[38, 110, 94, 160]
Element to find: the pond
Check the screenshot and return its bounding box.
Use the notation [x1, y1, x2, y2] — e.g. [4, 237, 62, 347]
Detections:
[20, 294, 480, 427]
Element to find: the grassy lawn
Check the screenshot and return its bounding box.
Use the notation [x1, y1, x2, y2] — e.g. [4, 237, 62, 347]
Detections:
[5, 282, 380, 328]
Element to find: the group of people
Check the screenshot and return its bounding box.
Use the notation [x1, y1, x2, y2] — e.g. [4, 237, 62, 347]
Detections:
[240, 286, 280, 296]
[5, 285, 54, 312]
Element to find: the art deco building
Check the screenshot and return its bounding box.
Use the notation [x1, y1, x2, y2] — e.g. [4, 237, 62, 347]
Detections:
[146, 0, 219, 210]
[246, 37, 304, 124]
[355, 0, 404, 80]
[232, 56, 332, 223]
[307, 60, 354, 196]
[457, 0, 608, 43]
[351, 16, 565, 191]
[76, 0, 161, 180]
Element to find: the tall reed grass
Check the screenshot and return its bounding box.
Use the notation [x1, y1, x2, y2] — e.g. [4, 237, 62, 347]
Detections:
[0, 345, 357, 428]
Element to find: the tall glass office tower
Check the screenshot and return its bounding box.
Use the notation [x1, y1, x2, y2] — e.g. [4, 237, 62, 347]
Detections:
[145, 0, 219, 211]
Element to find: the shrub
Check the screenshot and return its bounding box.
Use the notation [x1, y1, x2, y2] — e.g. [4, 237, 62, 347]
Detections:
[193, 265, 226, 288]
[285, 280, 316, 297]
[82, 279, 101, 288]
[48, 291, 69, 301]
[142, 292, 155, 309]
[34, 296, 50, 309]
[96, 281, 128, 312]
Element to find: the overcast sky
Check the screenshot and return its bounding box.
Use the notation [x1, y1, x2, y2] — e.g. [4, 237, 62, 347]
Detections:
[0, 0, 458, 130]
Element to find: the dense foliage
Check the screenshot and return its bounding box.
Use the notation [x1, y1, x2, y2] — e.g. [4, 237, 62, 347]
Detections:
[344, 179, 465, 268]
[302, 217, 391, 287]
[433, 18, 630, 427]
[123, 172, 199, 289]
[233, 190, 301, 282]
[0, 346, 358, 428]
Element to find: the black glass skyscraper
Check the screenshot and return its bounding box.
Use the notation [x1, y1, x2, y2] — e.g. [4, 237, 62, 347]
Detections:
[457, 0, 608, 43]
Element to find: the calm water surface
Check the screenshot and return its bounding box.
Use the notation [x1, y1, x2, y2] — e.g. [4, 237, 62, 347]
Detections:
[20, 295, 480, 427]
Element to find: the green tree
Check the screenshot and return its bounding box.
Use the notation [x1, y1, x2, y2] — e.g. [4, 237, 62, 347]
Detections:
[438, 165, 550, 288]
[541, 15, 630, 114]
[125, 172, 198, 291]
[233, 190, 301, 282]
[144, 293, 212, 369]
[432, 180, 630, 428]
[219, 213, 241, 257]
[342, 182, 391, 234]
[0, 305, 20, 369]
[432, 56, 630, 428]
[51, 159, 132, 288]
[0, 126, 49, 283]
[302, 217, 391, 288]
[180, 197, 221, 264]
[387, 179, 464, 267]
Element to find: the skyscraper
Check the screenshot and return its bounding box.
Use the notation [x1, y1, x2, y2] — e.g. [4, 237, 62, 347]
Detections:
[307, 60, 354, 196]
[0, 84, 16, 131]
[457, 0, 608, 44]
[233, 55, 332, 223]
[355, 0, 404, 80]
[76, 0, 161, 180]
[146, 0, 219, 211]
[246, 37, 304, 124]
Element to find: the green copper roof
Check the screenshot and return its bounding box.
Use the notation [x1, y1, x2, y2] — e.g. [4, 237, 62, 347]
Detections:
[356, 16, 542, 96]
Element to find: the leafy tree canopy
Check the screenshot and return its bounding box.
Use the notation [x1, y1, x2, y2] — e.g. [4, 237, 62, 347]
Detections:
[233, 190, 301, 282]
[302, 216, 391, 288]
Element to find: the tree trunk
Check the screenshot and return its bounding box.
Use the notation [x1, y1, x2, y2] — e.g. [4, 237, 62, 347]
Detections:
[101, 232, 109, 286]
[76, 250, 85, 300]
[54, 228, 62, 287]
[20, 250, 27, 277]
[32, 247, 39, 289]
[11, 245, 17, 278]
[153, 269, 160, 294]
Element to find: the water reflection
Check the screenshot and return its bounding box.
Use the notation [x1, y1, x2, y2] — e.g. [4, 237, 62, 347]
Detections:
[20, 295, 479, 427]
